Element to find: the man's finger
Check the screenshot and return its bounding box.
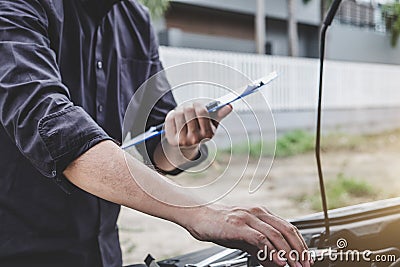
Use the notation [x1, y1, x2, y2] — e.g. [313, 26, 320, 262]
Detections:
[263, 210, 309, 252]
[270, 216, 311, 267]
[216, 104, 232, 121]
[256, 211, 310, 267]
[246, 218, 301, 267]
[183, 105, 200, 145]
[244, 247, 282, 267]
[212, 104, 232, 127]
[239, 226, 287, 267]
[174, 111, 188, 146]
[164, 111, 178, 146]
[194, 102, 214, 139]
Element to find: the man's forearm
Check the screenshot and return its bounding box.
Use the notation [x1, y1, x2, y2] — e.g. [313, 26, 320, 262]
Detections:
[63, 140, 203, 228]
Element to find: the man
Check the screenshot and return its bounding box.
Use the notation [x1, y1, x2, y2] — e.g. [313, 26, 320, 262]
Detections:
[0, 0, 311, 267]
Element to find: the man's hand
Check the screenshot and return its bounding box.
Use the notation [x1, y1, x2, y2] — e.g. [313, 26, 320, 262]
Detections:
[187, 205, 312, 267]
[164, 102, 232, 147]
[154, 102, 232, 172]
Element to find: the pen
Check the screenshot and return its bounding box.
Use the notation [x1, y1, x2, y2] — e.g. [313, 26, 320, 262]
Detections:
[122, 71, 278, 150]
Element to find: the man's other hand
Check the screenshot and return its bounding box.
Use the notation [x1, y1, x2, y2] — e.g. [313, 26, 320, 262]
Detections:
[188, 205, 312, 267]
[164, 102, 232, 148]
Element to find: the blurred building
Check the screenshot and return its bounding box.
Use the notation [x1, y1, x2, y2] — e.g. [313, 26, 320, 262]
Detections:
[154, 0, 400, 65]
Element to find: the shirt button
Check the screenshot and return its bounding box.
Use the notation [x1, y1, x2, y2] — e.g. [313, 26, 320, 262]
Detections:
[97, 60, 103, 70]
[98, 105, 103, 112]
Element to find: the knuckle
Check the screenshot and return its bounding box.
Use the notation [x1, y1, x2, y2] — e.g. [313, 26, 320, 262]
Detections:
[254, 233, 267, 246]
[199, 130, 206, 139]
[200, 129, 214, 139]
[175, 110, 184, 118]
[193, 101, 202, 108]
[165, 111, 175, 121]
[179, 139, 188, 147]
[204, 129, 214, 139]
[195, 105, 208, 116]
[249, 207, 263, 215]
[286, 225, 298, 234]
[183, 106, 195, 114]
[186, 134, 199, 145]
[191, 136, 200, 145]
[225, 214, 246, 227]
[270, 230, 284, 241]
[261, 206, 271, 214]
[198, 108, 208, 117]
[231, 207, 249, 215]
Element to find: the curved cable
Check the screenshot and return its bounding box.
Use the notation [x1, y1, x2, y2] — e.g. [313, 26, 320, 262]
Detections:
[316, 23, 330, 242]
[315, 0, 343, 245]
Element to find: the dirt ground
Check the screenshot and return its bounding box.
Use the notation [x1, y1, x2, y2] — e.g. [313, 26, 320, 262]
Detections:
[117, 129, 400, 266]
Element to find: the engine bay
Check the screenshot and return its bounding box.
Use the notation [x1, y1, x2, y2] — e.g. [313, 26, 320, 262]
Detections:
[157, 198, 400, 267]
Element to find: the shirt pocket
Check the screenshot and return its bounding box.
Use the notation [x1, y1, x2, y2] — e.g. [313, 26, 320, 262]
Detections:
[118, 58, 154, 131]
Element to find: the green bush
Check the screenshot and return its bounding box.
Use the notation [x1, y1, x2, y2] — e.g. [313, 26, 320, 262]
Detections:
[275, 130, 314, 157]
[307, 174, 378, 211]
[225, 140, 267, 158]
[221, 130, 315, 158]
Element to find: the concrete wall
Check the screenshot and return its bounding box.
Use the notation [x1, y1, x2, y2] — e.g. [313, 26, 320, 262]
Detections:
[160, 21, 319, 58]
[162, 29, 256, 53]
[161, 20, 400, 65]
[159, 0, 321, 58]
[160, 0, 400, 64]
[171, 0, 321, 26]
[327, 23, 400, 65]
[266, 19, 319, 57]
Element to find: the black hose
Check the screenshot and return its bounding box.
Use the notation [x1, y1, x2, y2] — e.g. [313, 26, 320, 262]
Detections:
[316, 23, 330, 242]
[316, 0, 343, 245]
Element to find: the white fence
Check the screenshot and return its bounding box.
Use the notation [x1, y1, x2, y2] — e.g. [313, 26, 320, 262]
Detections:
[159, 46, 400, 112]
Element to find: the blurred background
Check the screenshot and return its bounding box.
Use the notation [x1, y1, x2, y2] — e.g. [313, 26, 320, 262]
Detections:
[118, 0, 400, 265]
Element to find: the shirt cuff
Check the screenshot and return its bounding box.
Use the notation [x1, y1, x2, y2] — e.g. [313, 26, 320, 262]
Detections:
[158, 144, 209, 176]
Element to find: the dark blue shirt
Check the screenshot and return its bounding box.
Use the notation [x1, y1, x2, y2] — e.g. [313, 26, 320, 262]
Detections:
[0, 0, 176, 266]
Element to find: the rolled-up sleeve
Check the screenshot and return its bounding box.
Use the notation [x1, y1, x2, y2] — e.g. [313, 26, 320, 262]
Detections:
[0, 0, 112, 178]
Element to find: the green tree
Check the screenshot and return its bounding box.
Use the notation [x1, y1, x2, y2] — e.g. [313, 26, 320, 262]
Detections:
[382, 1, 400, 47]
[138, 0, 170, 19]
